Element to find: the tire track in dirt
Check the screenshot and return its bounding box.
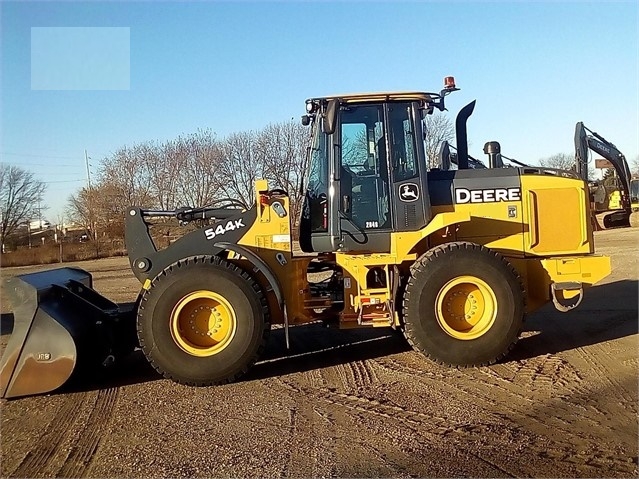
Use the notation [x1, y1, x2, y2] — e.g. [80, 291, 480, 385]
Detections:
[319, 387, 520, 477]
[277, 370, 337, 478]
[284, 406, 314, 478]
[274, 374, 423, 478]
[373, 356, 636, 476]
[340, 360, 379, 391]
[474, 355, 610, 418]
[272, 376, 520, 477]
[316, 359, 382, 395]
[484, 354, 584, 394]
[55, 387, 119, 478]
[575, 343, 637, 412]
[380, 355, 604, 431]
[10, 393, 87, 478]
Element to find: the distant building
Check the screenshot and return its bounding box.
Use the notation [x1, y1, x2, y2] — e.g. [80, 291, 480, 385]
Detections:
[29, 219, 51, 230]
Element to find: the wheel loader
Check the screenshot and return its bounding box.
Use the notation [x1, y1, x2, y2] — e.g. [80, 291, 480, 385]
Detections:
[1, 78, 611, 399]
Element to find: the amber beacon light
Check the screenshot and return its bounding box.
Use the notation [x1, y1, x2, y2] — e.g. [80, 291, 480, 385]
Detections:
[444, 76, 456, 89]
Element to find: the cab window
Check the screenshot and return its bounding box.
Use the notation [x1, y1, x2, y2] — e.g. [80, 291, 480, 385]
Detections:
[339, 104, 390, 229]
[388, 103, 418, 181]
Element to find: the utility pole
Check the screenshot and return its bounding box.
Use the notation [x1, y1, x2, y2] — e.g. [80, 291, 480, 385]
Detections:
[85, 150, 96, 242]
[85, 149, 92, 189]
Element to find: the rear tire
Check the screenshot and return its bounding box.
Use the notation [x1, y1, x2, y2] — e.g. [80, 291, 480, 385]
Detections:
[137, 255, 270, 385]
[402, 242, 524, 366]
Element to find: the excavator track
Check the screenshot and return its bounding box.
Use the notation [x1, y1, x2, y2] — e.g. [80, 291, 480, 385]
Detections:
[593, 211, 631, 230]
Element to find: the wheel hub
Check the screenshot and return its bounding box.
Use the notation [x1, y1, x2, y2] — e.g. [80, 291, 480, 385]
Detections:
[436, 276, 497, 340]
[170, 291, 237, 356]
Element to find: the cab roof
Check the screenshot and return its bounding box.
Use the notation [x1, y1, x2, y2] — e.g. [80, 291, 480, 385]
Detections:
[307, 91, 436, 104]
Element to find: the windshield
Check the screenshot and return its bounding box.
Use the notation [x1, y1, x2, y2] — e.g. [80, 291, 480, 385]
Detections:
[631, 179, 639, 200]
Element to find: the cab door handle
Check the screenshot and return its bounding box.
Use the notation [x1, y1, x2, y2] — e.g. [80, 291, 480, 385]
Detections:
[342, 195, 351, 213]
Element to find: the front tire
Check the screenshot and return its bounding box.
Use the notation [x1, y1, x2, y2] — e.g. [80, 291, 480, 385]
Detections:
[137, 255, 270, 385]
[402, 242, 524, 366]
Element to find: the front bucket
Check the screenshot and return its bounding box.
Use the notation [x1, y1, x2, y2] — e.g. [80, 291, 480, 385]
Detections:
[1, 268, 136, 399]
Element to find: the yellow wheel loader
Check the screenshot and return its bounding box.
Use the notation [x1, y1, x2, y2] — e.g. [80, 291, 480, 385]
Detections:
[1, 78, 611, 398]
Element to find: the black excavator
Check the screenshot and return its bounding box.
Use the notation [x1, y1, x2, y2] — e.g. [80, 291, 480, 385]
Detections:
[574, 122, 634, 229]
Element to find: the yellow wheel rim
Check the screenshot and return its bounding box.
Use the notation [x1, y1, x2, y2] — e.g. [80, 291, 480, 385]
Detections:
[170, 291, 237, 357]
[435, 276, 497, 340]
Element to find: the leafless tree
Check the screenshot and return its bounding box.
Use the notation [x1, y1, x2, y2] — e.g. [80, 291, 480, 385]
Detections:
[423, 114, 455, 168]
[539, 152, 575, 171]
[257, 121, 308, 222]
[175, 130, 225, 208]
[96, 146, 155, 216]
[218, 131, 262, 207]
[65, 120, 310, 242]
[146, 141, 184, 211]
[539, 152, 595, 180]
[66, 187, 92, 232]
[67, 146, 156, 240]
[0, 164, 47, 245]
[341, 131, 369, 169]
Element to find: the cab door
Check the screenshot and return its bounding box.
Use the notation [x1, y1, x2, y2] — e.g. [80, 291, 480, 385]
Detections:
[337, 103, 392, 252]
[387, 102, 431, 232]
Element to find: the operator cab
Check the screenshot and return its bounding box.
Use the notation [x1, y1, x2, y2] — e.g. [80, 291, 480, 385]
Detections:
[300, 78, 459, 253]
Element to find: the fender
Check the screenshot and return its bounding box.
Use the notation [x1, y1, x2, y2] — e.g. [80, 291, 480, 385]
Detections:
[213, 242, 284, 309]
[214, 242, 290, 348]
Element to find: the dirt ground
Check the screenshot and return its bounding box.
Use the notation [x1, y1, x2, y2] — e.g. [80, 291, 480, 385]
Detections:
[1, 229, 637, 478]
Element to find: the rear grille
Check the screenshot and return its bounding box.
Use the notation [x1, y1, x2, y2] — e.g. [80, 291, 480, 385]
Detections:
[404, 205, 416, 228]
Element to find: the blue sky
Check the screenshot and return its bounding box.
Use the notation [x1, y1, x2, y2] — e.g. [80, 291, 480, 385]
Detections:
[2, 1, 637, 221]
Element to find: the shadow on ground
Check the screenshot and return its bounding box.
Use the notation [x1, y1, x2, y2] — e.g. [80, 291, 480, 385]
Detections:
[511, 279, 638, 361]
[60, 324, 411, 394]
[247, 324, 410, 381]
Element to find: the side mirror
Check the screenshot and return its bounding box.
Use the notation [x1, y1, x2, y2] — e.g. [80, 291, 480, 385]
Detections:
[323, 99, 338, 135]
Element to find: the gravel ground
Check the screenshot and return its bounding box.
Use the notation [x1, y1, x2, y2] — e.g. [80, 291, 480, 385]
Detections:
[1, 229, 637, 478]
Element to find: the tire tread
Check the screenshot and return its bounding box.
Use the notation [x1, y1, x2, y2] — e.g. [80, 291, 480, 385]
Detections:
[402, 241, 526, 367]
[136, 255, 270, 386]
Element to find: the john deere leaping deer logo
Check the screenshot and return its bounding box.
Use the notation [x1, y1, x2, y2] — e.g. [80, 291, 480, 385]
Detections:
[399, 183, 419, 202]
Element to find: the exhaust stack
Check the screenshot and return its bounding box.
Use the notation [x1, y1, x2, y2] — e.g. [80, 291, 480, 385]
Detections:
[455, 100, 476, 169]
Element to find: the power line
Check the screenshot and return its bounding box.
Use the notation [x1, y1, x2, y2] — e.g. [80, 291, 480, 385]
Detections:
[47, 186, 84, 191]
[1, 151, 81, 160]
[1, 161, 81, 167]
[42, 179, 85, 184]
